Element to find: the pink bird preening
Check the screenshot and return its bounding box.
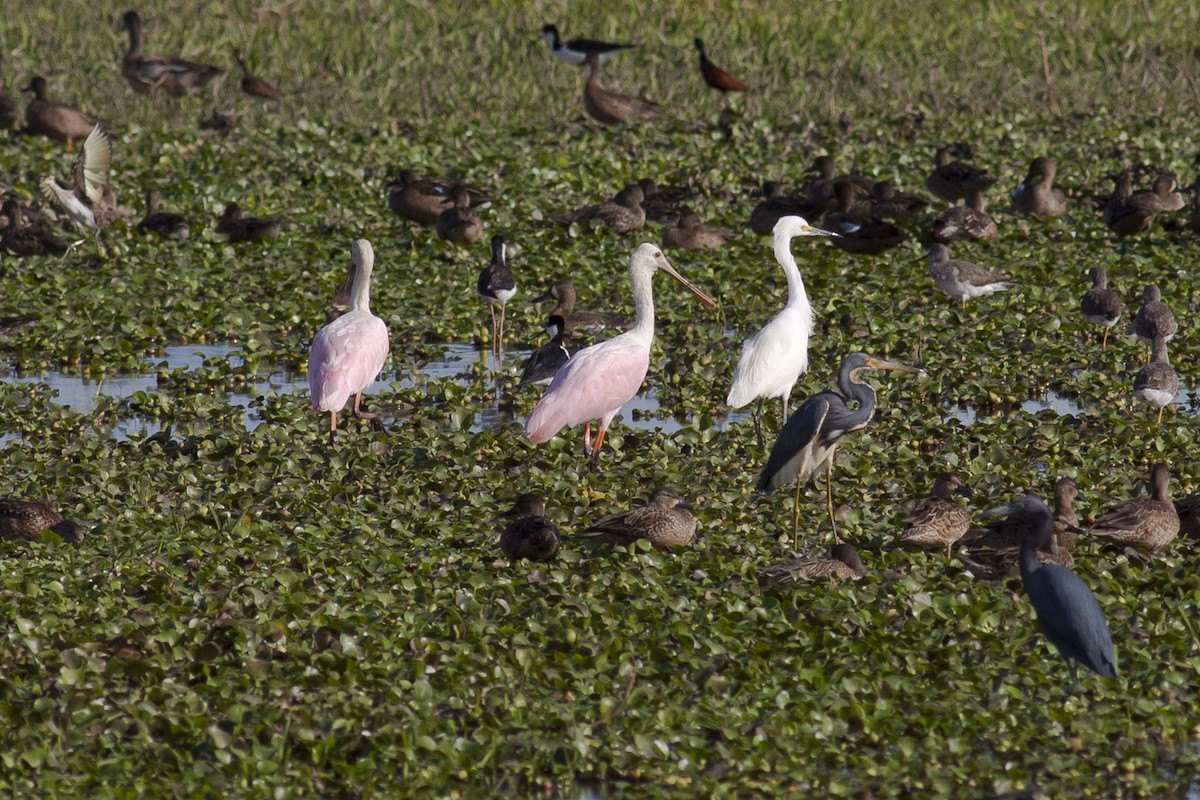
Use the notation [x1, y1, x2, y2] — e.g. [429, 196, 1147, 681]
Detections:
[308, 239, 390, 445]
[524, 243, 717, 465]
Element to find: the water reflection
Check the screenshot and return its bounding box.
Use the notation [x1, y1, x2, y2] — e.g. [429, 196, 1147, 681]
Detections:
[1, 342, 752, 445]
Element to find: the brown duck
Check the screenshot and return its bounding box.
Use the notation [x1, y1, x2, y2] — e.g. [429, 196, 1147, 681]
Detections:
[233, 49, 283, 101]
[555, 184, 645, 233]
[1087, 462, 1179, 551]
[387, 169, 488, 227]
[0, 499, 86, 542]
[927, 145, 996, 206]
[931, 193, 997, 243]
[216, 202, 284, 243]
[1010, 156, 1067, 217]
[749, 181, 820, 235]
[532, 279, 631, 334]
[137, 189, 189, 239]
[435, 186, 484, 245]
[662, 210, 740, 249]
[122, 10, 222, 97]
[822, 182, 908, 255]
[1, 200, 68, 256]
[959, 477, 1079, 578]
[896, 473, 973, 557]
[22, 76, 97, 150]
[582, 53, 661, 125]
[498, 493, 561, 562]
[581, 487, 697, 549]
[757, 544, 866, 587]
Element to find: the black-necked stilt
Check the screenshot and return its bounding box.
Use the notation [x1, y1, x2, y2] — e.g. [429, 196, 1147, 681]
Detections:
[518, 315, 570, 388]
[478, 234, 517, 355]
[541, 24, 636, 66]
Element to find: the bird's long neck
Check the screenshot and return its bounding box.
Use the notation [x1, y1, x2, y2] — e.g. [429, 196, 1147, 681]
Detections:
[1150, 337, 1169, 364]
[349, 262, 373, 314]
[840, 365, 876, 413]
[775, 234, 810, 316]
[627, 264, 656, 346]
[1019, 514, 1052, 581]
[125, 20, 142, 58]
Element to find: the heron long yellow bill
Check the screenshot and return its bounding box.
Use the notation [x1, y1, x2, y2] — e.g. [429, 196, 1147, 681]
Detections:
[862, 356, 924, 374]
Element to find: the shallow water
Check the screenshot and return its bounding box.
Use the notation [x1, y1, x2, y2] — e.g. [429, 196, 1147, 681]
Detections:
[1, 342, 752, 447]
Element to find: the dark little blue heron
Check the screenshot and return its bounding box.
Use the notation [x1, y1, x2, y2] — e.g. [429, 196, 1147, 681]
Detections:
[756, 352, 923, 540]
[994, 495, 1117, 679]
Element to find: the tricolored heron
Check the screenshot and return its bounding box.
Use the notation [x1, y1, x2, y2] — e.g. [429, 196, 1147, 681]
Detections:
[756, 352, 923, 540]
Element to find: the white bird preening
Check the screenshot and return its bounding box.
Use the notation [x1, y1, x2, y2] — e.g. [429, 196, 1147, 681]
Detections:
[525, 243, 717, 466]
[726, 215, 837, 444]
[308, 239, 390, 446]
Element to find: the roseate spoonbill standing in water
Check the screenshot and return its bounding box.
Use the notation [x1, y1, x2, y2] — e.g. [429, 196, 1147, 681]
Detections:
[478, 234, 516, 356]
[525, 243, 716, 466]
[757, 352, 923, 540]
[308, 239, 390, 446]
[726, 216, 836, 445]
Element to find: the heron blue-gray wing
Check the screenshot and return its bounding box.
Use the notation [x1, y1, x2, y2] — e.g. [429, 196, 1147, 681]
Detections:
[755, 391, 841, 492]
[1027, 564, 1117, 677]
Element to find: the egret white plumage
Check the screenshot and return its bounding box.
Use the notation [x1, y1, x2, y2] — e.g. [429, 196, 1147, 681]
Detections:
[525, 244, 716, 466]
[756, 352, 923, 539]
[726, 216, 836, 444]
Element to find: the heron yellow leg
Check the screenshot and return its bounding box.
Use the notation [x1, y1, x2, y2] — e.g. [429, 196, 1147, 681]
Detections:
[826, 468, 839, 544]
[792, 477, 802, 536]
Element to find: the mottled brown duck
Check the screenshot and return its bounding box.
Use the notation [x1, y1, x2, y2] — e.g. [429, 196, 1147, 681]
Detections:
[927, 244, 1013, 306]
[234, 49, 283, 101]
[581, 487, 697, 549]
[532, 280, 630, 334]
[931, 193, 997, 243]
[662, 210, 740, 249]
[1, 200, 68, 256]
[1087, 462, 1179, 551]
[1104, 171, 1181, 236]
[959, 477, 1080, 579]
[757, 544, 866, 587]
[137, 189, 189, 239]
[436, 186, 484, 245]
[822, 182, 907, 255]
[216, 203, 284, 243]
[749, 181, 821, 235]
[121, 10, 221, 97]
[498, 493, 561, 562]
[637, 178, 694, 225]
[555, 184, 645, 233]
[896, 473, 973, 557]
[0, 499, 85, 542]
[386, 169, 488, 227]
[1080, 267, 1123, 349]
[1010, 156, 1067, 217]
[582, 53, 660, 125]
[868, 181, 928, 220]
[1175, 492, 1200, 538]
[802, 156, 872, 211]
[22, 76, 96, 150]
[927, 145, 996, 206]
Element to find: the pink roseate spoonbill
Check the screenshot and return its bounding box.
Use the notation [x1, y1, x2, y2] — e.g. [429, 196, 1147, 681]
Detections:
[478, 234, 517, 356]
[308, 239, 390, 446]
[525, 243, 716, 465]
[726, 216, 836, 446]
